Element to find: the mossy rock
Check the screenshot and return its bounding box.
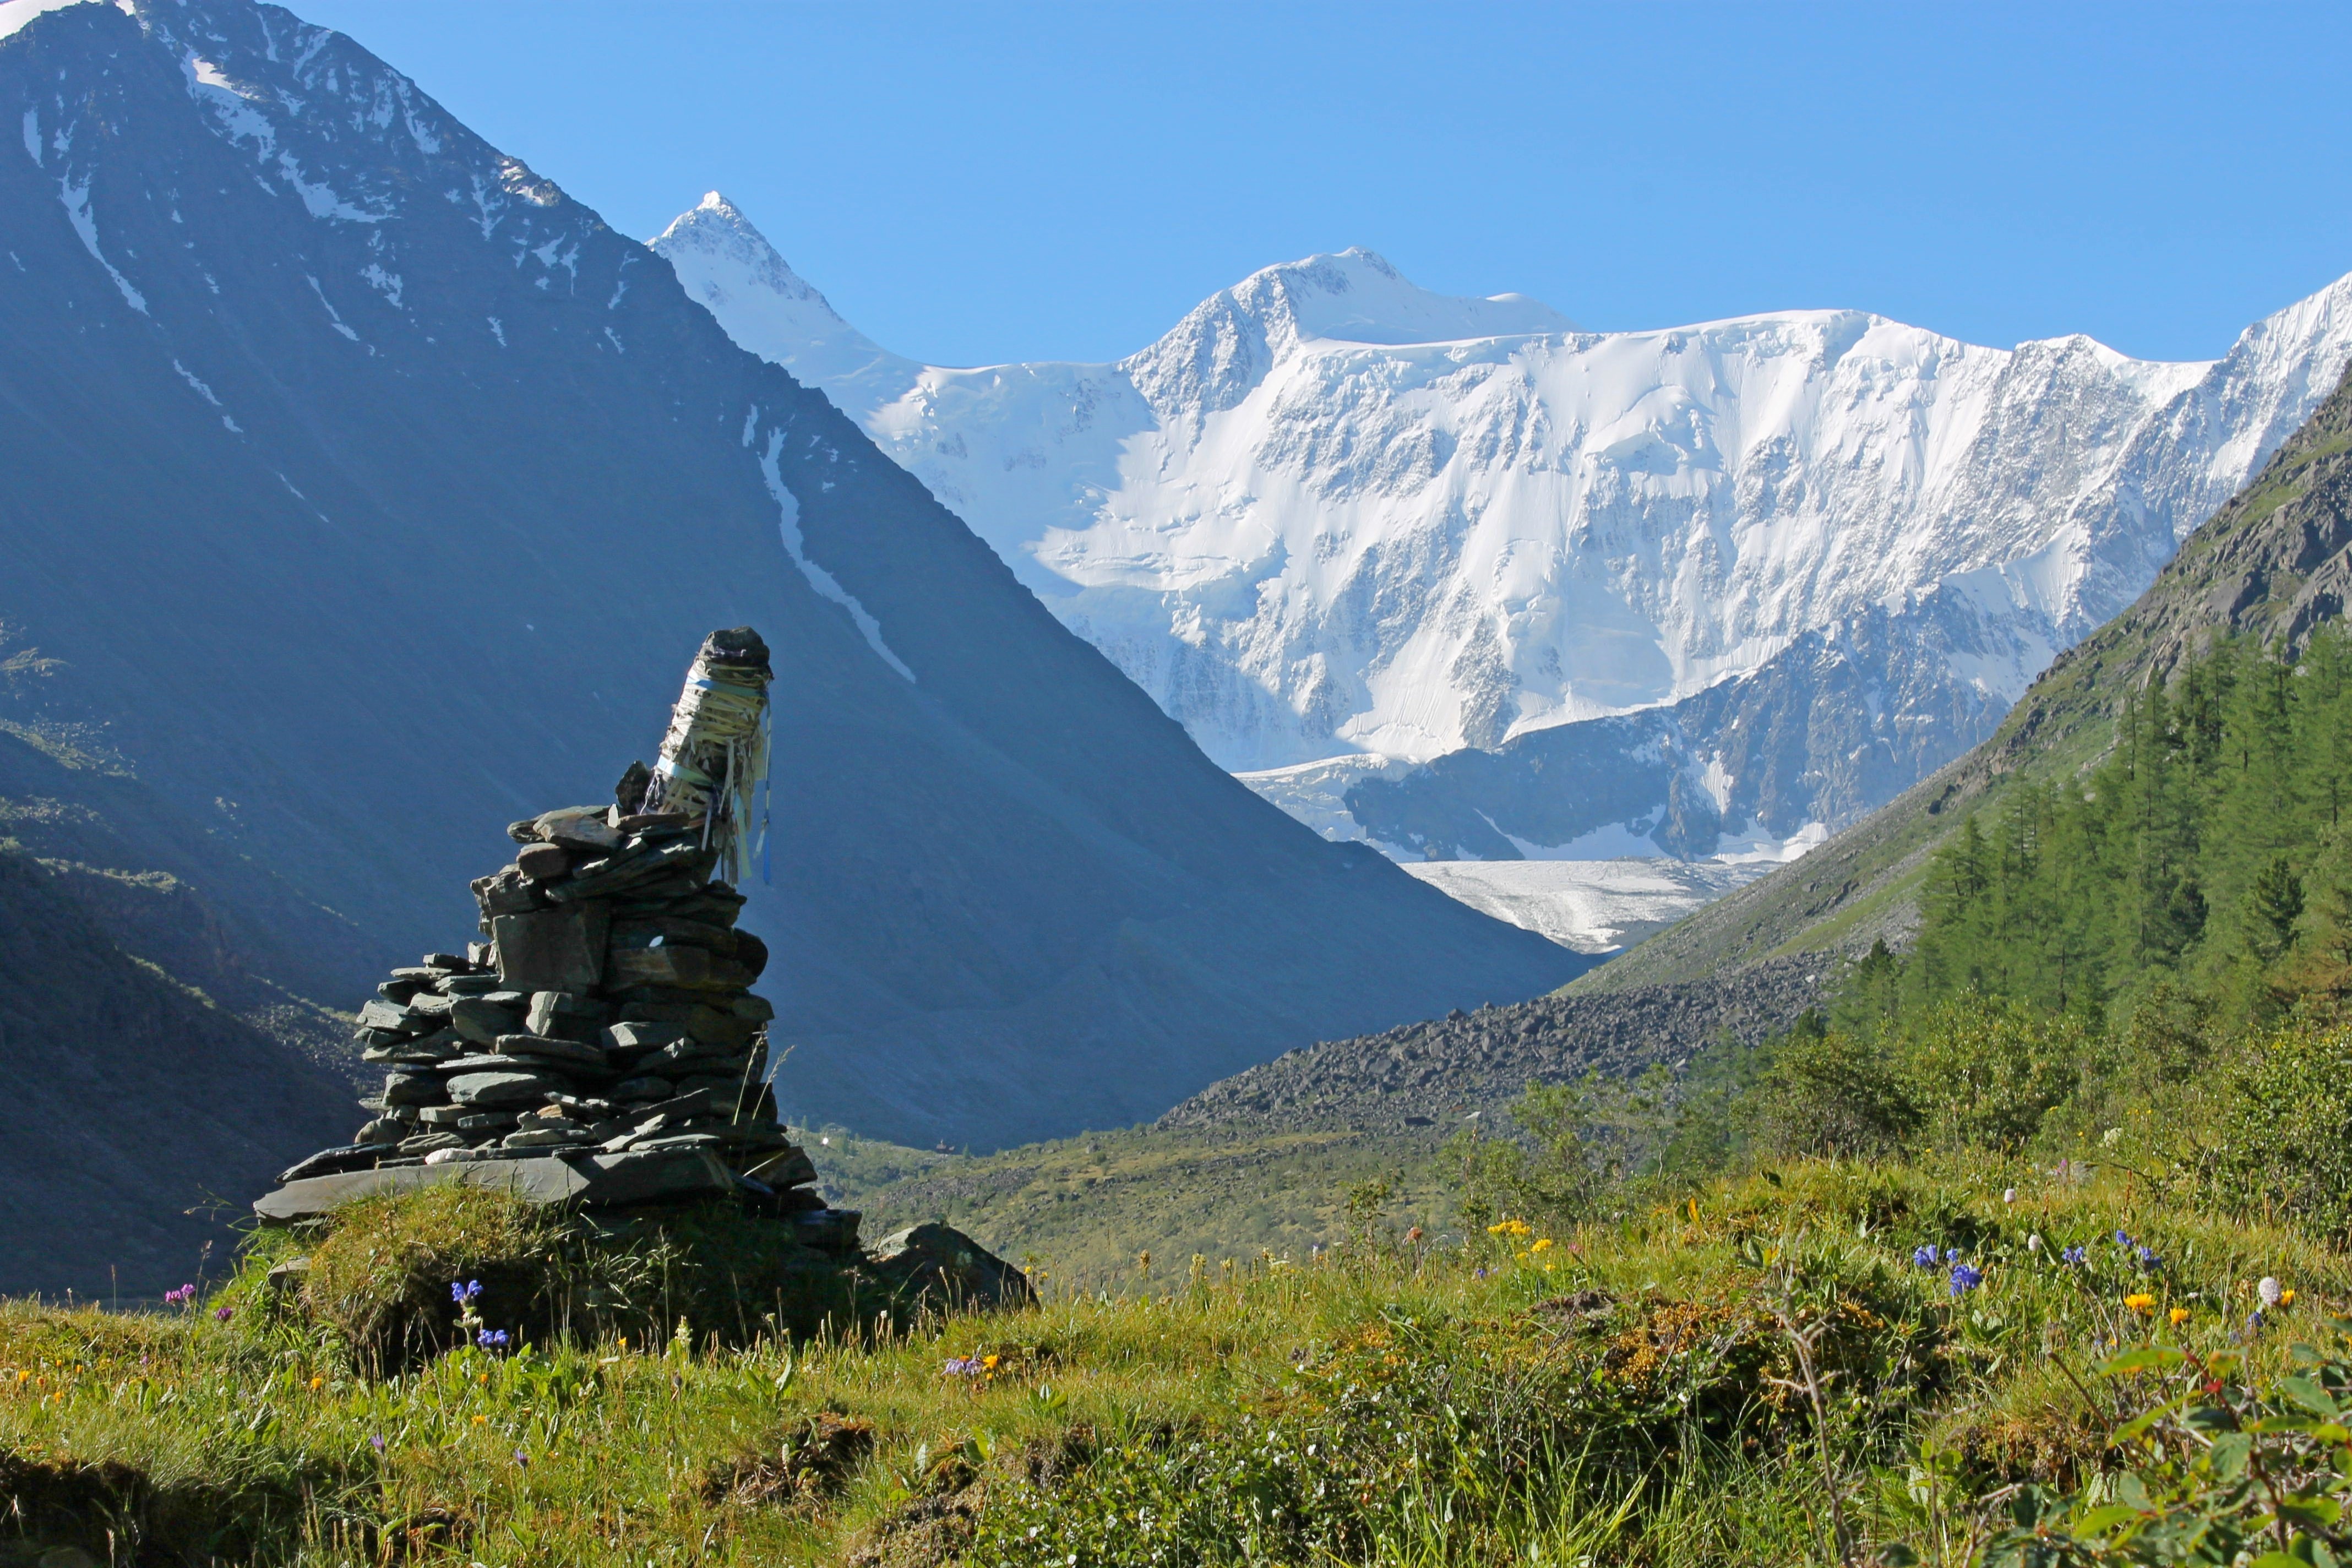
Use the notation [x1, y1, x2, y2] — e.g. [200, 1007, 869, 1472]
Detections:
[232, 1187, 865, 1371]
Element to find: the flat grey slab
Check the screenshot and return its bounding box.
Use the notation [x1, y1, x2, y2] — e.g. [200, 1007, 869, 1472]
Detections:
[253, 1146, 737, 1223]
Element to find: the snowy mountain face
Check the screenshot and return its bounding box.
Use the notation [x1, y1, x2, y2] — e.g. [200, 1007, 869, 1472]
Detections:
[656, 197, 2352, 859]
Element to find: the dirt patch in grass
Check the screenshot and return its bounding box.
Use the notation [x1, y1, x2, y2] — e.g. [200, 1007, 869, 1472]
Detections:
[0, 1449, 305, 1566]
[700, 1411, 876, 1508]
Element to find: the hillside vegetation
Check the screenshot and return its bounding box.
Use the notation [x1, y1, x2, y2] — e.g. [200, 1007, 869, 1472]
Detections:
[9, 1153, 2352, 1567]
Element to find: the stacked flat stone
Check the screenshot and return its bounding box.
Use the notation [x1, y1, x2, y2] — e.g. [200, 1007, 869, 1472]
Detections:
[269, 803, 853, 1247]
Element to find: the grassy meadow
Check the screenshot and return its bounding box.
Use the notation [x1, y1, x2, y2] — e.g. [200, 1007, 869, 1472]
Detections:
[3, 1154, 2345, 1566]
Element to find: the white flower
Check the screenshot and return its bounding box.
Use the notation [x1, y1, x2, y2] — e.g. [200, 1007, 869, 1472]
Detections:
[2027, 1234, 2043, 1253]
[2260, 1277, 2284, 1308]
[2102, 1128, 2124, 1147]
[2002, 1188, 2017, 1205]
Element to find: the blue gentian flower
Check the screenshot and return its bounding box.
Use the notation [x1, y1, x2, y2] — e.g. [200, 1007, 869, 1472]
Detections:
[1949, 1264, 1984, 1296]
[2061, 1245, 2087, 1266]
[451, 1280, 482, 1305]
[2136, 1246, 2159, 1269]
[1913, 1244, 1941, 1268]
[477, 1328, 508, 1350]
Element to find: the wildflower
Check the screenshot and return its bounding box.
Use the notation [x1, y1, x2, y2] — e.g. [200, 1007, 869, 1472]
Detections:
[981, 1354, 1000, 1370]
[514, 1449, 527, 1467]
[2258, 1277, 2284, 1308]
[2282, 1288, 2297, 1306]
[2168, 1307, 2190, 1326]
[472, 1414, 487, 1425]
[2125, 1293, 2156, 1314]
[2102, 1128, 2123, 1147]
[943, 1357, 985, 1378]
[1473, 1268, 1488, 1280]
[1949, 1264, 1984, 1297]
[162, 1284, 195, 1308]
[369, 1435, 386, 1454]
[1530, 1238, 1553, 1254]
[2061, 1245, 2087, 1266]
[477, 1330, 509, 1351]
[2027, 1234, 2043, 1253]
[2136, 1246, 2159, 1270]
[2002, 1188, 2016, 1205]
[450, 1281, 482, 1305]
[2114, 1229, 2132, 1246]
[1912, 1244, 1941, 1268]
[308, 1375, 325, 1391]
[1405, 1227, 1424, 1244]
[213, 1306, 232, 1323]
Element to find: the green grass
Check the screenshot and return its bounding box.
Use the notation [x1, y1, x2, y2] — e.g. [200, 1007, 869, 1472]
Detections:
[3, 1158, 2346, 1565]
[826, 1122, 1456, 1291]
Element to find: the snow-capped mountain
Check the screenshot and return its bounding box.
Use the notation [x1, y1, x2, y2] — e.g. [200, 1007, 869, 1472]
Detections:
[656, 194, 2352, 854]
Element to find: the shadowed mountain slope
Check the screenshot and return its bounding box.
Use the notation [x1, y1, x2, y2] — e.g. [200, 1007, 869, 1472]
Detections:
[0, 0, 1586, 1230]
[0, 846, 353, 1295]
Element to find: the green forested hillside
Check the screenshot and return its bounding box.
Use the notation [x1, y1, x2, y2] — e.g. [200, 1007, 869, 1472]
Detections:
[1903, 630, 2352, 1027]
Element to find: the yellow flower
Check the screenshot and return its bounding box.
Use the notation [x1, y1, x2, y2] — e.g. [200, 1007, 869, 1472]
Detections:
[472, 1414, 488, 1425]
[1530, 1238, 1553, 1253]
[2125, 1293, 2156, 1314]
[981, 1354, 1000, 1370]
[2168, 1308, 2190, 1326]
[309, 1375, 325, 1391]
[2282, 1288, 2297, 1306]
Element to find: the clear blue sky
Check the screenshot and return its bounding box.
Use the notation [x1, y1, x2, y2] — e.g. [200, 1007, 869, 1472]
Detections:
[293, 1, 2352, 370]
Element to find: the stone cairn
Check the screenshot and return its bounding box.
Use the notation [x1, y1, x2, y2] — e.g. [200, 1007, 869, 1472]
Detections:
[258, 628, 857, 1254]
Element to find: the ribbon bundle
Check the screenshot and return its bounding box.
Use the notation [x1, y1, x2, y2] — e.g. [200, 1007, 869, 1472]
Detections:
[641, 628, 773, 886]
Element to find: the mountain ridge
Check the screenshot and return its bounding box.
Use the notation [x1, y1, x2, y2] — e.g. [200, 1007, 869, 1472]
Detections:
[654, 194, 2352, 867]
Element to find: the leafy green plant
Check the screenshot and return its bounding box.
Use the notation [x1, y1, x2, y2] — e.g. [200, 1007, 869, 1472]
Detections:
[1442, 1068, 1674, 1234]
[1984, 1322, 2352, 1566]
[2199, 1020, 2352, 1243]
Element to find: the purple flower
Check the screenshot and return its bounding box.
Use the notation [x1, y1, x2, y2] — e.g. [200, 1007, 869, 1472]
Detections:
[1474, 1268, 1488, 1279]
[2061, 1245, 2087, 1266]
[943, 1356, 984, 1378]
[477, 1329, 509, 1351]
[2114, 1230, 2131, 1246]
[162, 1284, 195, 1308]
[1948, 1264, 1983, 1296]
[451, 1280, 482, 1305]
[2136, 1246, 2159, 1270]
[369, 1434, 386, 1453]
[1912, 1244, 1941, 1268]
[213, 1305, 233, 1323]
[513, 1448, 527, 1466]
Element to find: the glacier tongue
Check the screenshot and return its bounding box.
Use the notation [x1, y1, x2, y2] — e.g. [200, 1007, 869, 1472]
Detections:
[654, 196, 2352, 843]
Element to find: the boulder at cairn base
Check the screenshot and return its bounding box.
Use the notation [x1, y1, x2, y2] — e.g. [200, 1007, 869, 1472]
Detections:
[869, 1223, 1036, 1309]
